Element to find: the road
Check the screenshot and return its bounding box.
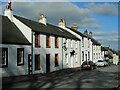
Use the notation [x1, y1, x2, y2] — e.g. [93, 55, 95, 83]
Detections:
[2, 65, 120, 89]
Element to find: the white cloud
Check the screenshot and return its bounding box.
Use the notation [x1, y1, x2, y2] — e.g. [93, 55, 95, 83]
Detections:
[1, 2, 101, 29]
[86, 3, 118, 16]
[93, 31, 118, 50]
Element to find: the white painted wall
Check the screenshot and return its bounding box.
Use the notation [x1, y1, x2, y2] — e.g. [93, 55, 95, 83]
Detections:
[113, 54, 119, 65]
[93, 45, 101, 63]
[32, 34, 63, 74]
[1, 44, 31, 77]
[62, 38, 80, 69]
[13, 16, 32, 43]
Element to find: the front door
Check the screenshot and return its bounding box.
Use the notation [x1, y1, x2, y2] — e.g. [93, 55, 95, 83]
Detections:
[85, 54, 87, 61]
[28, 54, 32, 75]
[70, 56, 74, 68]
[46, 54, 50, 73]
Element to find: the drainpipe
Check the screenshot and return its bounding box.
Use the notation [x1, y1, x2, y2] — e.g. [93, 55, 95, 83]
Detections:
[31, 31, 34, 74]
[62, 38, 63, 69]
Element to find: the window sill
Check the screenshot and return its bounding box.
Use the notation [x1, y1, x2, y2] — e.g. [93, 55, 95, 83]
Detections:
[35, 45, 41, 48]
[55, 46, 59, 48]
[35, 68, 40, 71]
[17, 63, 24, 66]
[46, 46, 51, 48]
[2, 65, 8, 68]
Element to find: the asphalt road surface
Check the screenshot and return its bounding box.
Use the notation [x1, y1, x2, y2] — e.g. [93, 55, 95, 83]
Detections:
[2, 64, 120, 89]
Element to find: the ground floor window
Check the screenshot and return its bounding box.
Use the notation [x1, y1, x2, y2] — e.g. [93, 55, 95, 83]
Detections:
[17, 48, 24, 66]
[35, 54, 40, 70]
[65, 53, 69, 64]
[1, 48, 8, 67]
[55, 53, 59, 67]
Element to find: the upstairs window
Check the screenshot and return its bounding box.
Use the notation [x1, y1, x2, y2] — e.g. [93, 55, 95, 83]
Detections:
[17, 48, 24, 66]
[55, 36, 59, 48]
[35, 33, 40, 47]
[70, 40, 73, 48]
[55, 54, 59, 67]
[46, 35, 50, 48]
[82, 51, 84, 61]
[1, 48, 8, 67]
[82, 37, 84, 47]
[65, 39, 68, 48]
[75, 41, 78, 48]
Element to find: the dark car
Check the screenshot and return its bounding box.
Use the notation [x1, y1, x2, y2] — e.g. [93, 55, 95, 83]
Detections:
[81, 61, 97, 70]
[104, 59, 110, 66]
[118, 60, 120, 65]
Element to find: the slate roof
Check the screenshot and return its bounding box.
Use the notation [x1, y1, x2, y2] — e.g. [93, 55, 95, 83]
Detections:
[14, 15, 80, 40]
[67, 27, 86, 38]
[1, 15, 31, 45]
[101, 46, 108, 51]
[68, 27, 101, 45]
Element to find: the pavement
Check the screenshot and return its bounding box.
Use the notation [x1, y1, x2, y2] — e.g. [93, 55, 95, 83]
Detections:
[2, 64, 120, 90]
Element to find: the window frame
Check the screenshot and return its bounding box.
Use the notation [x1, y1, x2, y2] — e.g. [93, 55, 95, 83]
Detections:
[65, 39, 68, 48]
[65, 53, 69, 64]
[55, 36, 59, 48]
[35, 54, 40, 70]
[35, 33, 40, 47]
[82, 51, 84, 61]
[2, 48, 8, 67]
[55, 53, 59, 67]
[46, 35, 51, 48]
[17, 48, 24, 66]
[82, 37, 84, 47]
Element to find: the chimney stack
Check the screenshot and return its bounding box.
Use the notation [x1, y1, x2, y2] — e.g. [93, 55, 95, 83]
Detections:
[84, 29, 88, 36]
[58, 18, 66, 28]
[39, 14, 47, 25]
[4, 0, 13, 21]
[71, 23, 78, 30]
[89, 32, 92, 37]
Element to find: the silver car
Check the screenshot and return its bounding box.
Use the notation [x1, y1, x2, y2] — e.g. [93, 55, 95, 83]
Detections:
[96, 60, 108, 66]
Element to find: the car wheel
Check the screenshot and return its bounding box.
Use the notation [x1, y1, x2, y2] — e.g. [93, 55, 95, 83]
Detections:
[91, 66, 93, 70]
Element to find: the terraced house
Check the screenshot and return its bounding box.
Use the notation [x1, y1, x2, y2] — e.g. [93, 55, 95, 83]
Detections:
[1, 1, 111, 77]
[1, 1, 80, 77]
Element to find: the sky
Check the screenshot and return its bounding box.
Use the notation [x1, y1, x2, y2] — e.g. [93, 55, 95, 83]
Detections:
[0, 0, 119, 50]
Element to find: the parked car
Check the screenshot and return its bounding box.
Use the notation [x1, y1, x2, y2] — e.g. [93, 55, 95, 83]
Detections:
[104, 59, 110, 66]
[81, 61, 97, 70]
[118, 60, 120, 65]
[96, 60, 108, 66]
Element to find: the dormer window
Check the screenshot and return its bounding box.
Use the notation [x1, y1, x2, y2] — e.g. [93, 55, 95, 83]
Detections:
[35, 33, 40, 47]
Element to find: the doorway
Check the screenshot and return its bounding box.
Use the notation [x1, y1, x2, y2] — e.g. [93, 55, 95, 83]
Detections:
[46, 54, 50, 73]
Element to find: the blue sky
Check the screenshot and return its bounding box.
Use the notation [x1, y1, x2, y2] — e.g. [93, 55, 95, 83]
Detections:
[0, 1, 118, 50]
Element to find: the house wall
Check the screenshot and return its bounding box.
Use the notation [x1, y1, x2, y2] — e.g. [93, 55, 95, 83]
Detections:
[113, 54, 119, 65]
[32, 34, 63, 74]
[13, 16, 32, 43]
[93, 45, 101, 63]
[62, 38, 80, 69]
[58, 26, 81, 66]
[1, 44, 31, 77]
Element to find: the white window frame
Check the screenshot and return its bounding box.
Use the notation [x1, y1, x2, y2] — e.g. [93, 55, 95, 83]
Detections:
[17, 48, 24, 66]
[2, 48, 8, 67]
[75, 54, 77, 62]
[65, 53, 69, 64]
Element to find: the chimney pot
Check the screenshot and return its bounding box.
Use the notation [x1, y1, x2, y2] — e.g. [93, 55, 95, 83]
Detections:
[71, 23, 78, 30]
[39, 14, 47, 25]
[58, 18, 66, 27]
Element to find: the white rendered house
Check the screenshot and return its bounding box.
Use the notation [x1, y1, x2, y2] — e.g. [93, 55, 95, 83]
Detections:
[1, 15, 31, 77]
